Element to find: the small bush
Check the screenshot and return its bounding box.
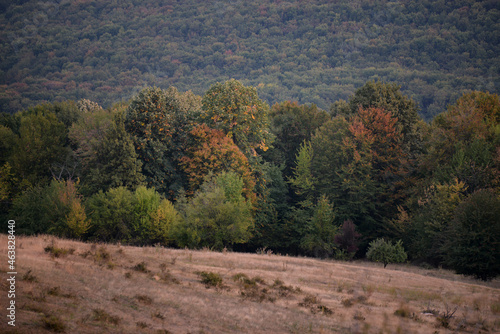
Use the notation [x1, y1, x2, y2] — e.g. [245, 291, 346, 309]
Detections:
[135, 294, 153, 305]
[341, 298, 354, 307]
[44, 244, 75, 258]
[436, 304, 457, 329]
[47, 286, 61, 296]
[152, 310, 165, 319]
[197, 271, 224, 289]
[91, 308, 120, 325]
[272, 279, 299, 297]
[160, 270, 180, 284]
[353, 311, 365, 320]
[366, 238, 407, 268]
[299, 295, 333, 315]
[232, 273, 265, 287]
[137, 321, 148, 329]
[94, 246, 110, 262]
[394, 305, 411, 318]
[491, 300, 500, 314]
[41, 314, 66, 332]
[133, 261, 150, 273]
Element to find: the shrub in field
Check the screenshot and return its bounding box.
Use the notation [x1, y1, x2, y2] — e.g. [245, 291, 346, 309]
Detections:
[366, 238, 407, 268]
[197, 271, 224, 289]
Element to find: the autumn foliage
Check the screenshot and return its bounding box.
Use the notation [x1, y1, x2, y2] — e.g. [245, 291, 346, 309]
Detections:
[180, 124, 255, 201]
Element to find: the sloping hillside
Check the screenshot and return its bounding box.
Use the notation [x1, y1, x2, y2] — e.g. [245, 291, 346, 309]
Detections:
[1, 0, 499, 119]
[1, 234, 499, 333]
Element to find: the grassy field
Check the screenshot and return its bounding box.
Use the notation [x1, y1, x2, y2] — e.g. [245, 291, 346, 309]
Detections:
[1, 234, 499, 334]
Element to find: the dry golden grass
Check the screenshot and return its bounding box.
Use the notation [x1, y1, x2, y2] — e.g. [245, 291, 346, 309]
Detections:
[1, 234, 499, 333]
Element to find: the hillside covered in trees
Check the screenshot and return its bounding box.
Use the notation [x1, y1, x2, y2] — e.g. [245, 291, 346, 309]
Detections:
[1, 0, 499, 119]
[1, 79, 499, 280]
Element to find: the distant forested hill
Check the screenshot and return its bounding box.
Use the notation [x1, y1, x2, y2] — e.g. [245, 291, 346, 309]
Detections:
[1, 0, 499, 119]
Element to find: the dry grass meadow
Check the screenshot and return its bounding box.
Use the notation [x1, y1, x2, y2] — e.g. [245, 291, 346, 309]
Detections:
[1, 234, 499, 334]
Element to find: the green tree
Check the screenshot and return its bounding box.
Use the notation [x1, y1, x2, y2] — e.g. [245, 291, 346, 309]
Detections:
[10, 185, 52, 235]
[0, 125, 16, 166]
[309, 117, 350, 199]
[11, 180, 89, 238]
[86, 187, 136, 242]
[87, 186, 181, 245]
[366, 238, 407, 268]
[79, 112, 145, 195]
[27, 101, 81, 128]
[249, 163, 291, 252]
[406, 179, 467, 265]
[131, 186, 182, 245]
[300, 195, 338, 258]
[443, 189, 500, 281]
[264, 101, 329, 179]
[289, 140, 316, 203]
[125, 87, 201, 198]
[45, 180, 90, 239]
[10, 110, 68, 187]
[176, 172, 254, 250]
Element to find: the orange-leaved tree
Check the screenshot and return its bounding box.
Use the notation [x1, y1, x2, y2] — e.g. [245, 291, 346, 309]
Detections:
[180, 124, 255, 202]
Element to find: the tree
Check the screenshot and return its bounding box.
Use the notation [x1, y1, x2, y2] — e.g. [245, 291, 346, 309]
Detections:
[10, 110, 69, 187]
[179, 124, 255, 201]
[300, 195, 338, 258]
[309, 117, 350, 199]
[406, 179, 467, 265]
[87, 186, 182, 245]
[131, 186, 182, 245]
[443, 189, 500, 280]
[422, 91, 500, 193]
[72, 112, 145, 195]
[69, 101, 112, 175]
[339, 81, 422, 155]
[11, 180, 90, 238]
[27, 101, 81, 128]
[0, 125, 16, 166]
[334, 220, 361, 257]
[264, 101, 329, 179]
[366, 238, 407, 268]
[249, 163, 292, 253]
[125, 86, 201, 198]
[175, 172, 254, 250]
[201, 79, 272, 158]
[289, 140, 316, 203]
[86, 187, 136, 242]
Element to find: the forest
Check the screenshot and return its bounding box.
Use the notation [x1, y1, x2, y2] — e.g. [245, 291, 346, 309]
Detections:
[1, 0, 499, 120]
[0, 79, 499, 281]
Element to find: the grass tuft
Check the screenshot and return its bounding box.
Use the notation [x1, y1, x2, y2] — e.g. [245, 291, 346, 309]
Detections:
[133, 261, 150, 273]
[91, 308, 120, 325]
[135, 294, 153, 305]
[41, 314, 66, 332]
[22, 269, 38, 282]
[44, 243, 75, 258]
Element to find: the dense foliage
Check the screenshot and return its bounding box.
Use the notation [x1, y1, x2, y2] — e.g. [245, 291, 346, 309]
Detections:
[1, 79, 499, 280]
[1, 0, 499, 120]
